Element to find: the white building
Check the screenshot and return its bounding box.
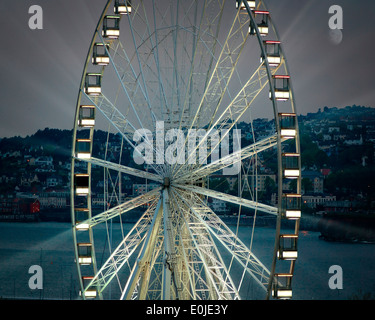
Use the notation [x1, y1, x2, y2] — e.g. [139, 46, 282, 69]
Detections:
[243, 174, 276, 192]
[302, 171, 324, 194]
[343, 135, 363, 146]
[35, 156, 53, 167]
[38, 191, 69, 208]
[209, 198, 228, 213]
[302, 194, 336, 208]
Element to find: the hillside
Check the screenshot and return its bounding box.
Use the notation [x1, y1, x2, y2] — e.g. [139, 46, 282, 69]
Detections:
[0, 105, 374, 209]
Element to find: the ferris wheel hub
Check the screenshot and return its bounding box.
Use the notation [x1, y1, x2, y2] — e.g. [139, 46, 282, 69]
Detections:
[163, 177, 171, 188]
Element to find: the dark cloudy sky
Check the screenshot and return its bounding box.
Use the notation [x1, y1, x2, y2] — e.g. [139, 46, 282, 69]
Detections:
[0, 0, 374, 138]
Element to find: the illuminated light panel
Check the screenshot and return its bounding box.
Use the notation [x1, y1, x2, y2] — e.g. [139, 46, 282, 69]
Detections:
[78, 119, 95, 127]
[277, 250, 298, 260]
[280, 129, 296, 138]
[84, 87, 101, 95]
[274, 75, 290, 79]
[275, 90, 290, 100]
[116, 6, 132, 14]
[92, 56, 110, 65]
[79, 290, 97, 298]
[285, 210, 301, 219]
[76, 187, 89, 195]
[250, 26, 269, 36]
[236, 1, 256, 10]
[76, 223, 90, 231]
[267, 56, 281, 66]
[272, 290, 292, 299]
[78, 257, 92, 265]
[258, 26, 269, 36]
[269, 90, 290, 101]
[284, 169, 300, 178]
[102, 30, 120, 38]
[84, 290, 97, 298]
[76, 153, 91, 159]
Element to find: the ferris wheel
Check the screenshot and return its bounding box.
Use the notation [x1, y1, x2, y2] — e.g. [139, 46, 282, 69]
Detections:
[70, 0, 301, 300]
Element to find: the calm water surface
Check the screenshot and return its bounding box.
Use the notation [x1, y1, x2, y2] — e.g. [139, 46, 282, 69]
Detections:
[0, 222, 374, 300]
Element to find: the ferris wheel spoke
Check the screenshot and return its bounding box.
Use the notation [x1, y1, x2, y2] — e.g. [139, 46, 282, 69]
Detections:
[174, 184, 277, 216]
[121, 197, 164, 300]
[125, 4, 160, 127]
[170, 188, 239, 300]
[174, 61, 282, 177]
[105, 39, 157, 125]
[205, 62, 279, 133]
[84, 199, 160, 297]
[176, 0, 225, 137]
[82, 91, 165, 176]
[82, 91, 158, 169]
[150, 0, 173, 126]
[168, 190, 204, 299]
[108, 4, 169, 127]
[76, 156, 162, 183]
[82, 91, 136, 143]
[186, 197, 270, 291]
[183, 214, 239, 299]
[176, 133, 281, 184]
[96, 39, 160, 153]
[173, 189, 270, 289]
[188, 6, 249, 131]
[76, 188, 161, 230]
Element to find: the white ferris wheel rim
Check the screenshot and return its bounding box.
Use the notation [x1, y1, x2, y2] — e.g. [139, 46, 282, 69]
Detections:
[70, 0, 301, 300]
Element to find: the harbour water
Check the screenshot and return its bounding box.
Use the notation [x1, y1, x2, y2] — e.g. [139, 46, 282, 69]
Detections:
[0, 221, 374, 300]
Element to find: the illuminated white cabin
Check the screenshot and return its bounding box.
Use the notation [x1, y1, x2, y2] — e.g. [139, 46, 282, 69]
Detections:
[77, 243, 92, 265]
[282, 153, 300, 179]
[279, 113, 297, 139]
[272, 274, 293, 299]
[270, 75, 290, 101]
[236, 1, 256, 11]
[78, 105, 95, 128]
[92, 43, 110, 66]
[250, 11, 269, 36]
[75, 174, 90, 196]
[74, 208, 90, 231]
[115, 0, 132, 14]
[80, 276, 97, 298]
[102, 15, 120, 39]
[282, 194, 301, 219]
[277, 234, 298, 260]
[84, 73, 102, 96]
[75, 139, 92, 160]
[261, 41, 281, 67]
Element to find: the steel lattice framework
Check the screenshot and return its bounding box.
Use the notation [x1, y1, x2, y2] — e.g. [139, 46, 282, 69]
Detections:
[71, 0, 301, 300]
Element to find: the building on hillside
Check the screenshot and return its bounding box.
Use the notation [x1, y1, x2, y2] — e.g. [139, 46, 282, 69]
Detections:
[35, 156, 53, 167]
[38, 191, 69, 209]
[243, 174, 276, 193]
[302, 193, 336, 208]
[302, 170, 324, 194]
[209, 198, 228, 214]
